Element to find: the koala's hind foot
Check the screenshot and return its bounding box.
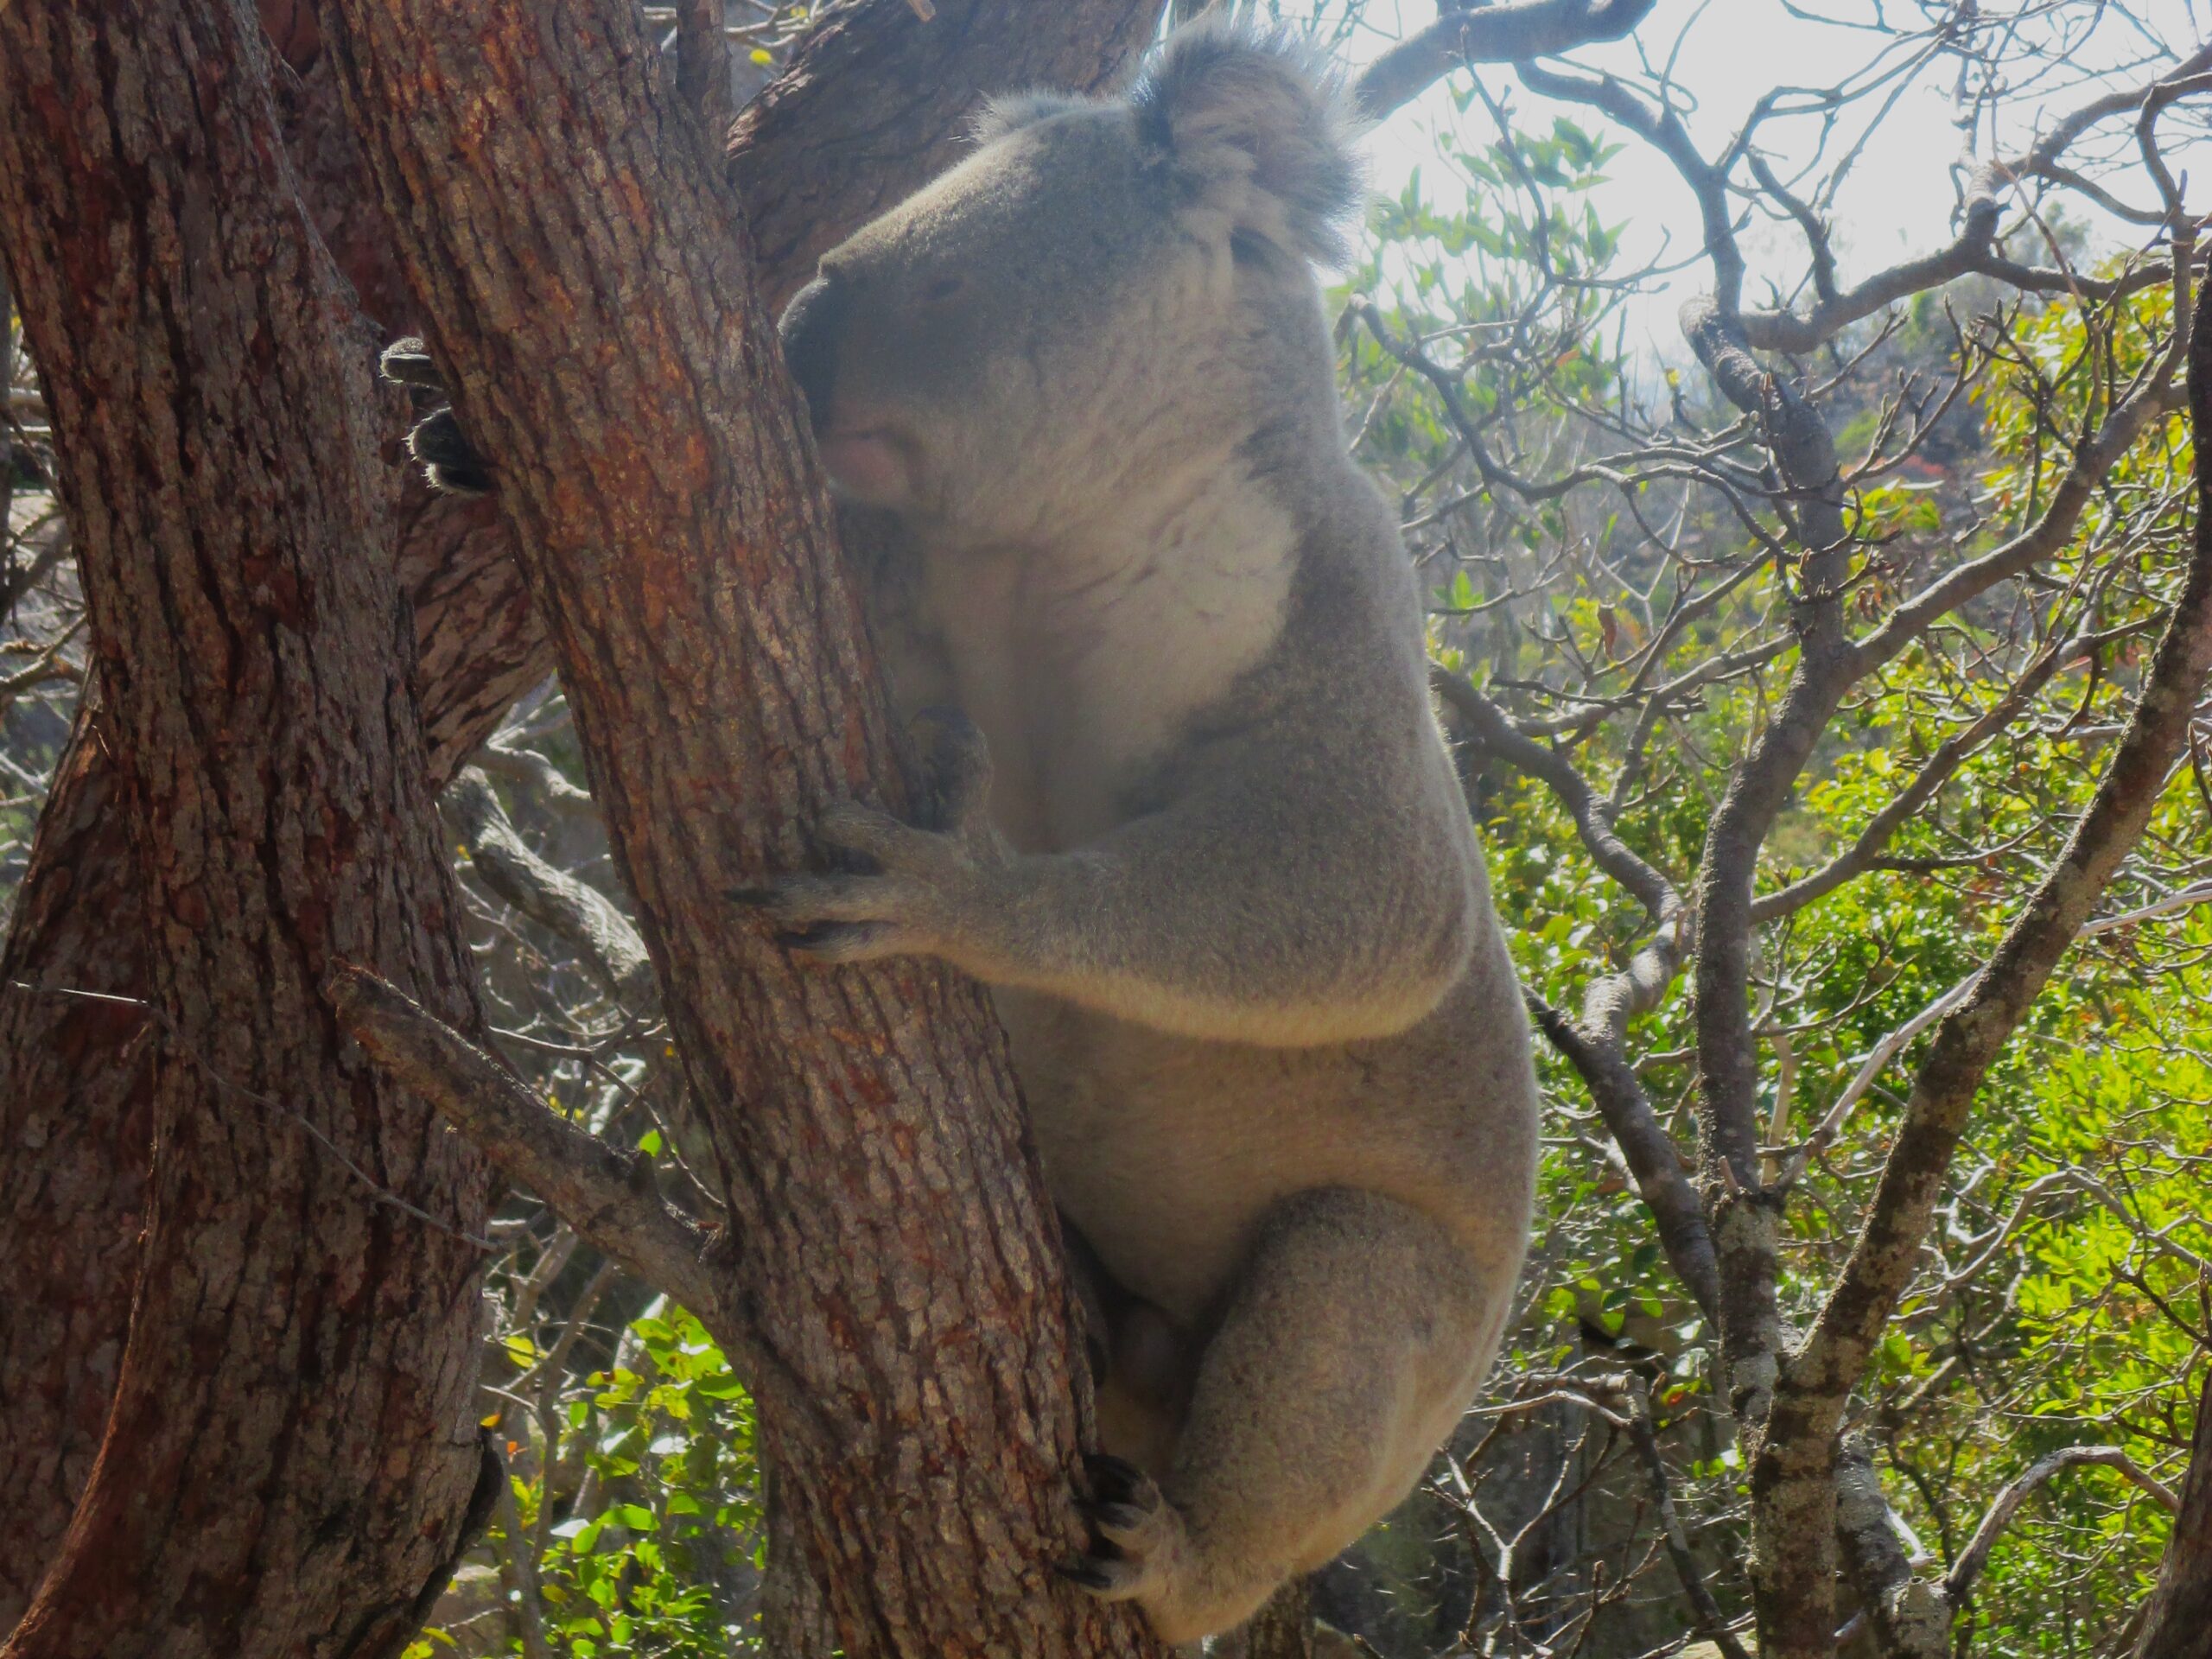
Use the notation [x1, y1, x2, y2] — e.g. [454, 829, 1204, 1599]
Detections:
[1064, 1452, 1195, 1600]
[1066, 1188, 1508, 1646]
[378, 338, 494, 497]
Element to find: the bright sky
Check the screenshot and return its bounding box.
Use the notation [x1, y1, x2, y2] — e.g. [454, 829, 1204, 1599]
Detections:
[1332, 0, 2210, 359]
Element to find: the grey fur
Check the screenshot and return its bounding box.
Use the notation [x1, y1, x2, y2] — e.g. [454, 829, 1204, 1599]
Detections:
[764, 24, 1539, 1645]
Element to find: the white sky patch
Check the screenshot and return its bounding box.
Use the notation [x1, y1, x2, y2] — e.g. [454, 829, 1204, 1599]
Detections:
[1331, 0, 2211, 362]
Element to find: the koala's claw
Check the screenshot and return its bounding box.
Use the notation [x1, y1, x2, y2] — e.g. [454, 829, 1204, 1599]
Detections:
[378, 338, 495, 496]
[1055, 1558, 1122, 1592]
[407, 408, 495, 498]
[1067, 1453, 1185, 1605]
[378, 336, 447, 393]
[731, 868, 931, 965]
[773, 919, 894, 962]
[1084, 1452, 1152, 1503]
[733, 766, 1010, 969]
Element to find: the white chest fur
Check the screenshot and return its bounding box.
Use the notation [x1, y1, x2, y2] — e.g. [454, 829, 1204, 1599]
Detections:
[915, 474, 1296, 851]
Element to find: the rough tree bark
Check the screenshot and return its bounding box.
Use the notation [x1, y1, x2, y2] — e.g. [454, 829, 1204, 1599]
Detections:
[0, 0, 494, 1653]
[308, 0, 1169, 1652]
[0, 0, 1155, 1629]
[2136, 1364, 2212, 1659]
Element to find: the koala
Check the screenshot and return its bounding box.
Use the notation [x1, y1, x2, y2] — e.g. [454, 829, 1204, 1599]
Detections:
[392, 25, 1539, 1646]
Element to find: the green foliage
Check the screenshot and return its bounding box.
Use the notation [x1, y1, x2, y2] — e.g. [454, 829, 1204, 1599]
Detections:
[1350, 125, 2205, 1646]
[410, 1300, 763, 1659]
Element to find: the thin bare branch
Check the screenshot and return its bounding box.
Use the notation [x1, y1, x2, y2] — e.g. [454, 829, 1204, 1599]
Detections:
[1948, 1446, 2180, 1606]
[444, 768, 658, 1008]
[327, 964, 726, 1332]
[1353, 0, 1657, 121]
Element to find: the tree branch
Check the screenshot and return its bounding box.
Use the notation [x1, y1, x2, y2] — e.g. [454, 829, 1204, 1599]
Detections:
[1947, 1446, 2178, 1608]
[1355, 0, 1657, 122]
[673, 0, 731, 142]
[1435, 671, 1676, 923]
[1627, 1380, 1753, 1659]
[1750, 632, 2073, 925]
[328, 964, 725, 1331]
[2133, 1363, 2212, 1659]
[443, 767, 658, 1008]
[1431, 672, 1720, 1320]
[1835, 1436, 1947, 1659]
[1749, 247, 2212, 1659]
[1527, 992, 1718, 1322]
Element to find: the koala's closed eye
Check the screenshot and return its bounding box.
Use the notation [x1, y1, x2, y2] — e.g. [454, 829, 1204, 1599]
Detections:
[920, 274, 969, 305]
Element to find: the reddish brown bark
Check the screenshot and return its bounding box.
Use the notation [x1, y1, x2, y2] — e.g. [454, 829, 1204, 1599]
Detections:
[0, 0, 1154, 1628]
[0, 0, 491, 1651]
[311, 0, 1166, 1652]
[2136, 1365, 2212, 1659]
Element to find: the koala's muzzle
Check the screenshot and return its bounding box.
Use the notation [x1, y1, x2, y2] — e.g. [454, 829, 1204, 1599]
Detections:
[779, 274, 847, 429]
[779, 271, 915, 504]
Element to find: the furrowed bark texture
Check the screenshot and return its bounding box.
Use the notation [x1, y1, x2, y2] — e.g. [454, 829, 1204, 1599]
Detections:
[2136, 1365, 2212, 1659]
[0, 0, 492, 1654]
[0, 0, 1154, 1624]
[311, 1, 1167, 1655]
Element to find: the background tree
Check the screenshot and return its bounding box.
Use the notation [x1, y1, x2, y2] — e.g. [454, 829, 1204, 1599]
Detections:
[1314, 7, 2212, 1656]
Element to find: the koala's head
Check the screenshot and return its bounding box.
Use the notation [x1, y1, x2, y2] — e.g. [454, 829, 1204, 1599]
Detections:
[779, 26, 1363, 542]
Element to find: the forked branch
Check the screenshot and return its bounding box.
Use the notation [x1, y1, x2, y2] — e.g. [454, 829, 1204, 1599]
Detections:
[328, 964, 727, 1331]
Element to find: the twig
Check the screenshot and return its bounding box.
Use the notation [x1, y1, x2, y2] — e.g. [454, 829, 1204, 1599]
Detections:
[445, 766, 658, 1007]
[1946, 1446, 2180, 1605]
[1355, 0, 1659, 122]
[327, 963, 727, 1324]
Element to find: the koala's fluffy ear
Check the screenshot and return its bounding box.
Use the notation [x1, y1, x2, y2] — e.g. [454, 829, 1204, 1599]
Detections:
[972, 91, 1089, 146]
[1133, 24, 1364, 265]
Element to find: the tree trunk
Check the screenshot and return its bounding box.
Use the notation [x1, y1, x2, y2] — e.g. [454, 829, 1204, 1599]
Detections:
[311, 0, 1166, 1653]
[2134, 283, 2212, 1657]
[0, 0, 493, 1652]
[2135, 1364, 2212, 1659]
[0, 0, 1155, 1628]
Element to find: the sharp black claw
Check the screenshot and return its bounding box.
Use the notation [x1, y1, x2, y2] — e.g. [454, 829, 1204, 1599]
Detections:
[1083, 1452, 1148, 1503]
[727, 886, 777, 907]
[1054, 1559, 1116, 1591]
[429, 461, 494, 498]
[1088, 1501, 1147, 1532]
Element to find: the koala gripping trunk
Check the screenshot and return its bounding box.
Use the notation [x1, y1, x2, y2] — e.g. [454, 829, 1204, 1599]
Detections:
[0, 0, 1159, 1630]
[310, 0, 1168, 1655]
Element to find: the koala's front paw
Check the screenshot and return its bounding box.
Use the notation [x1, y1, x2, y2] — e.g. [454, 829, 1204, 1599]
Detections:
[731, 709, 1006, 966]
[731, 793, 1008, 968]
[378, 337, 494, 497]
[1061, 1454, 1192, 1609]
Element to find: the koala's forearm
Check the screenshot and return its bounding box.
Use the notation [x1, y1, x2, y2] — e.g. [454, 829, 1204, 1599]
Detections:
[938, 841, 1472, 1047]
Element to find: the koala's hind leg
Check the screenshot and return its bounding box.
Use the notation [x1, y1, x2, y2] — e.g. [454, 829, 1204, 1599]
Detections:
[1068, 1188, 1505, 1647]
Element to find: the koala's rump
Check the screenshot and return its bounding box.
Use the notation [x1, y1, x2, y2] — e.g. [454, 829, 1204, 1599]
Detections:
[1003, 937, 1539, 1336]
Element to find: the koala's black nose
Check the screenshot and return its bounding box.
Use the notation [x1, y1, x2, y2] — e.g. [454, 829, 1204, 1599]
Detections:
[779, 274, 849, 429]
